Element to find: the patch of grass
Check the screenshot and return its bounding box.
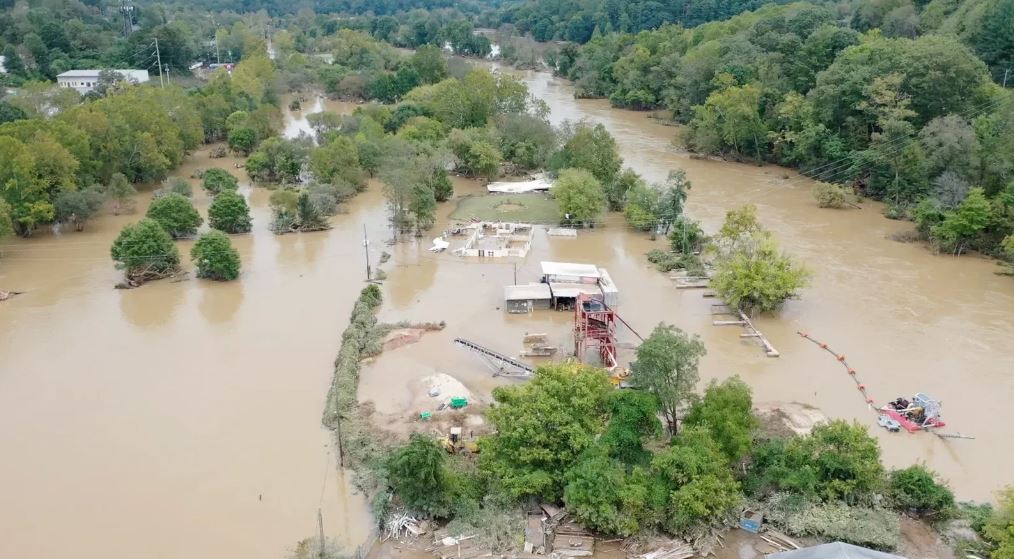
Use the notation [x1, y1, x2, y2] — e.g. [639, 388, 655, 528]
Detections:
[450, 194, 559, 224]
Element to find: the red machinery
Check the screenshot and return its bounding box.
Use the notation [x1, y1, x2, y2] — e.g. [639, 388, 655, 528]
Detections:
[574, 294, 619, 369]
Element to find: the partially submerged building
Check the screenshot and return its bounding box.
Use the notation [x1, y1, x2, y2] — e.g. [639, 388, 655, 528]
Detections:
[504, 284, 552, 313]
[504, 261, 620, 312]
[453, 222, 534, 258]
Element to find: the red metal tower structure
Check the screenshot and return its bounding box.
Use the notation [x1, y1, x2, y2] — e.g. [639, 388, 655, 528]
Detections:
[574, 293, 619, 369]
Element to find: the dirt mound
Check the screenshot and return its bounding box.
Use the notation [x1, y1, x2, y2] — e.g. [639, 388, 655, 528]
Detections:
[383, 328, 426, 351]
[755, 402, 829, 437]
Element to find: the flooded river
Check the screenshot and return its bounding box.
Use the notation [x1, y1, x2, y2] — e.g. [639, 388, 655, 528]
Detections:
[1, 73, 1012, 559]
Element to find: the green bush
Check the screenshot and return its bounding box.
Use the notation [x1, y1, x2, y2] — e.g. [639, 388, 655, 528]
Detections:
[146, 193, 203, 238]
[110, 218, 180, 281]
[812, 182, 853, 208]
[765, 493, 901, 551]
[208, 191, 252, 234]
[201, 168, 240, 195]
[387, 434, 450, 517]
[746, 420, 884, 504]
[190, 230, 241, 281]
[888, 465, 955, 518]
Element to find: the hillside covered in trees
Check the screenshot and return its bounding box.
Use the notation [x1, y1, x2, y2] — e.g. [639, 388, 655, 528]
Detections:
[551, 1, 1014, 259]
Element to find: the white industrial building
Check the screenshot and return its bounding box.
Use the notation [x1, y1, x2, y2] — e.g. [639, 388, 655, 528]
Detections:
[504, 262, 620, 313]
[56, 69, 150, 94]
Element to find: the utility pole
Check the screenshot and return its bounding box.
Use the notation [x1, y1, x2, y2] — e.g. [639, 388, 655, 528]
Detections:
[165, 67, 170, 86]
[154, 37, 164, 88]
[215, 37, 221, 64]
[1004, 68, 1010, 89]
[512, 262, 517, 284]
[363, 224, 372, 281]
[318, 509, 326, 559]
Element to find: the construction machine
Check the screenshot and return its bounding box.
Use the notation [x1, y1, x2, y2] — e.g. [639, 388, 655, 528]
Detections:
[439, 427, 479, 455]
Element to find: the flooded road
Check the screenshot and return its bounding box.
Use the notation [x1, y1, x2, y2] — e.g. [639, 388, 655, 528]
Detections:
[1, 69, 1013, 559]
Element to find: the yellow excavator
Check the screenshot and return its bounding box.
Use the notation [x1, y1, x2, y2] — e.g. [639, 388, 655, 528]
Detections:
[609, 367, 631, 388]
[439, 427, 479, 455]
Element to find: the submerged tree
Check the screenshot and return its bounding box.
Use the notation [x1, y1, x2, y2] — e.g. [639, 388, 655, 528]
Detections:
[201, 168, 240, 196]
[190, 230, 241, 281]
[554, 168, 605, 226]
[110, 218, 180, 283]
[146, 193, 203, 239]
[709, 205, 810, 313]
[106, 172, 137, 215]
[208, 191, 252, 234]
[54, 188, 105, 231]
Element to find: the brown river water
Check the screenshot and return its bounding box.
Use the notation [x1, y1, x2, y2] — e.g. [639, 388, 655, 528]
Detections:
[1, 72, 1012, 559]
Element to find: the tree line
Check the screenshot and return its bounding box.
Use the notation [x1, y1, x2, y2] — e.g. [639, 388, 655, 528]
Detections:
[549, 2, 1014, 262]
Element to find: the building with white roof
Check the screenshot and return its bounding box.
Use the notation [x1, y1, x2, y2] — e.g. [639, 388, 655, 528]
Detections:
[56, 69, 150, 94]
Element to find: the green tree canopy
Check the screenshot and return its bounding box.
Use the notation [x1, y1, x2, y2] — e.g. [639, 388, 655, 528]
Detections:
[146, 193, 203, 239]
[552, 121, 622, 186]
[749, 420, 885, 504]
[110, 218, 180, 281]
[53, 188, 104, 231]
[388, 434, 450, 517]
[709, 205, 811, 313]
[554, 168, 606, 225]
[208, 190, 252, 234]
[630, 323, 705, 432]
[683, 377, 757, 464]
[190, 230, 241, 281]
[201, 168, 240, 196]
[480, 363, 613, 501]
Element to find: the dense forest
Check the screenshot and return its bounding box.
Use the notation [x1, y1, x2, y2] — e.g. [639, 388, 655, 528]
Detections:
[552, 1, 1014, 258]
[498, 0, 790, 42]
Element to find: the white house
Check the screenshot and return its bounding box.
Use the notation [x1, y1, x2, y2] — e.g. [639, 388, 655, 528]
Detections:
[56, 69, 150, 94]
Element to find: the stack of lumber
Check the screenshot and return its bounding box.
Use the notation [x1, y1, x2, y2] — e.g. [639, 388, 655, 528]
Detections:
[426, 533, 491, 559]
[629, 542, 694, 559]
[759, 529, 800, 552]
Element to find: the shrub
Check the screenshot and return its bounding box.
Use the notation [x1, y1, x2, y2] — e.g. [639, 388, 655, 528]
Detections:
[202, 168, 240, 195]
[146, 193, 203, 238]
[155, 177, 193, 198]
[106, 172, 137, 214]
[387, 434, 450, 517]
[765, 493, 901, 551]
[54, 188, 105, 231]
[888, 465, 955, 518]
[208, 191, 252, 234]
[812, 182, 854, 208]
[110, 218, 180, 281]
[228, 126, 257, 155]
[190, 230, 241, 281]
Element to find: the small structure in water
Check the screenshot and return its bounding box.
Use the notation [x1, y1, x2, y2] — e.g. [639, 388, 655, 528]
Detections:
[503, 261, 620, 312]
[504, 284, 552, 313]
[453, 222, 534, 258]
[880, 393, 946, 432]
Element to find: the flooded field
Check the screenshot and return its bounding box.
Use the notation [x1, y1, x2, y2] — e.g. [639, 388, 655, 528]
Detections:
[0, 97, 376, 559]
[1, 70, 1013, 559]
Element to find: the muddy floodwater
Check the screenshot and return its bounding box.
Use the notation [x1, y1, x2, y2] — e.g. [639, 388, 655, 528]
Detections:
[1, 74, 1013, 559]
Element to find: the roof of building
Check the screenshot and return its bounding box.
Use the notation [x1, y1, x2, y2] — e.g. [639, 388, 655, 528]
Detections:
[548, 282, 603, 299]
[598, 268, 618, 294]
[504, 283, 553, 301]
[768, 542, 906, 559]
[57, 69, 150, 81]
[541, 261, 601, 279]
